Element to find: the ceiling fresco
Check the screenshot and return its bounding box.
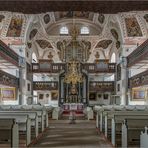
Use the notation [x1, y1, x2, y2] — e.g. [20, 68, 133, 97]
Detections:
[125, 17, 143, 37]
[0, 10, 147, 63]
[6, 16, 23, 37]
[54, 11, 94, 21]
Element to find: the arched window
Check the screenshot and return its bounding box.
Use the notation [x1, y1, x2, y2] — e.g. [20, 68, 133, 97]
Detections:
[60, 26, 69, 35]
[32, 52, 37, 63]
[80, 26, 89, 35]
[111, 52, 116, 63]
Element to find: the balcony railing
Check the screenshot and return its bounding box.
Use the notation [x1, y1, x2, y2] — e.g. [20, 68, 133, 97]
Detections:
[129, 70, 148, 88]
[32, 63, 65, 73]
[127, 39, 148, 67]
[83, 63, 116, 73]
[89, 81, 114, 92]
[0, 40, 19, 66]
[0, 70, 19, 88]
[33, 81, 58, 90]
[32, 61, 116, 73]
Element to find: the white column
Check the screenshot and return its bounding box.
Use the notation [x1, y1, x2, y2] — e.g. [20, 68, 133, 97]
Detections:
[121, 57, 128, 105]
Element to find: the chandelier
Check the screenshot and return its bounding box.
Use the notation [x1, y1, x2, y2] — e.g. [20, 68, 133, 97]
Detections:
[64, 60, 83, 85]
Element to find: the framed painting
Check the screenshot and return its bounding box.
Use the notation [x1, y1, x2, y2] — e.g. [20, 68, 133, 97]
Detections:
[89, 92, 96, 101]
[39, 94, 44, 100]
[132, 88, 146, 101]
[1, 88, 16, 101]
[51, 91, 58, 100]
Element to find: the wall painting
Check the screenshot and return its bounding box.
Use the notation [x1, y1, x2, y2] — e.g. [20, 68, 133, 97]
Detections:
[7, 17, 23, 37]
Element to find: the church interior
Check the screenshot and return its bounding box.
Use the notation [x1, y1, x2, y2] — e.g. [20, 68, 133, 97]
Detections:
[0, 0, 148, 147]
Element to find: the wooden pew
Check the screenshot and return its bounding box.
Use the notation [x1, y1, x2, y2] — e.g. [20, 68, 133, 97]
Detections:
[0, 113, 31, 146]
[0, 119, 19, 148]
[106, 111, 148, 147]
[122, 117, 148, 147]
[140, 127, 148, 148]
[0, 111, 38, 138]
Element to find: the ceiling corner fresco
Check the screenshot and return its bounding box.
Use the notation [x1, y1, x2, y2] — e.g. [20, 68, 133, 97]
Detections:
[125, 17, 143, 37]
[6, 16, 23, 37]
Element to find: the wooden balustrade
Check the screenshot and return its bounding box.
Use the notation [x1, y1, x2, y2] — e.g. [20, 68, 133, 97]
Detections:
[32, 63, 65, 73]
[83, 63, 116, 73]
[89, 81, 114, 92]
[127, 39, 148, 67]
[33, 81, 58, 90]
[0, 70, 19, 88]
[129, 70, 148, 88]
[32, 61, 116, 73]
[0, 40, 19, 67]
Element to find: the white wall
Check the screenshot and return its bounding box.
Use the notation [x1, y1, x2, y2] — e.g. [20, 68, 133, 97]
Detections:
[89, 92, 111, 105]
[36, 91, 58, 107]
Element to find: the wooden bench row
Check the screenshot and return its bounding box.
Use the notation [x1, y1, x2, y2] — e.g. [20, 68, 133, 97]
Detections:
[0, 105, 53, 147]
[94, 105, 148, 147]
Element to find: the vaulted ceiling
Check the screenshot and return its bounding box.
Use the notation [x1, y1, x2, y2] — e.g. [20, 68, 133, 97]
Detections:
[0, 3, 148, 64]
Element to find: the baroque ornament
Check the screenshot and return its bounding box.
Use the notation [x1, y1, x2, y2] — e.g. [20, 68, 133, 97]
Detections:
[29, 29, 38, 40]
[43, 14, 50, 24]
[36, 40, 52, 49]
[0, 15, 5, 22]
[110, 29, 118, 40]
[144, 14, 148, 22]
[98, 14, 105, 24]
[96, 40, 112, 49]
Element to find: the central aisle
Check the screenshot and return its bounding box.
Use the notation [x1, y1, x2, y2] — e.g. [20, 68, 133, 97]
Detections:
[31, 120, 112, 148]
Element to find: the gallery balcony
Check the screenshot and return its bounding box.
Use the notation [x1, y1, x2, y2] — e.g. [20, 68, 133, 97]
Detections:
[33, 81, 58, 90]
[0, 40, 19, 67]
[129, 69, 148, 88]
[83, 63, 116, 73]
[89, 81, 115, 92]
[0, 70, 19, 88]
[127, 39, 148, 68]
[32, 62, 65, 73]
[32, 60, 116, 74]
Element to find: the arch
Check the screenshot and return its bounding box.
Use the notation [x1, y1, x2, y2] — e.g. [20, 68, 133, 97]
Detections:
[110, 52, 116, 63]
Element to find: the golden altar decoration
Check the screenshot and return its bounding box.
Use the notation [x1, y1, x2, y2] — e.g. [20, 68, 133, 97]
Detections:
[64, 60, 83, 85]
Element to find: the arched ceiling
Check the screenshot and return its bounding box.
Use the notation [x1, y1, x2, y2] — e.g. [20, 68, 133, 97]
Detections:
[0, 11, 148, 63]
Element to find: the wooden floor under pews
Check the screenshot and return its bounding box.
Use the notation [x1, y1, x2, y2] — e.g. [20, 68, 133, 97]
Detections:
[94, 105, 148, 148]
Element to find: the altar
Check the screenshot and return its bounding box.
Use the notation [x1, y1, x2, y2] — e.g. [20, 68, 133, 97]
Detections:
[63, 103, 84, 111]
